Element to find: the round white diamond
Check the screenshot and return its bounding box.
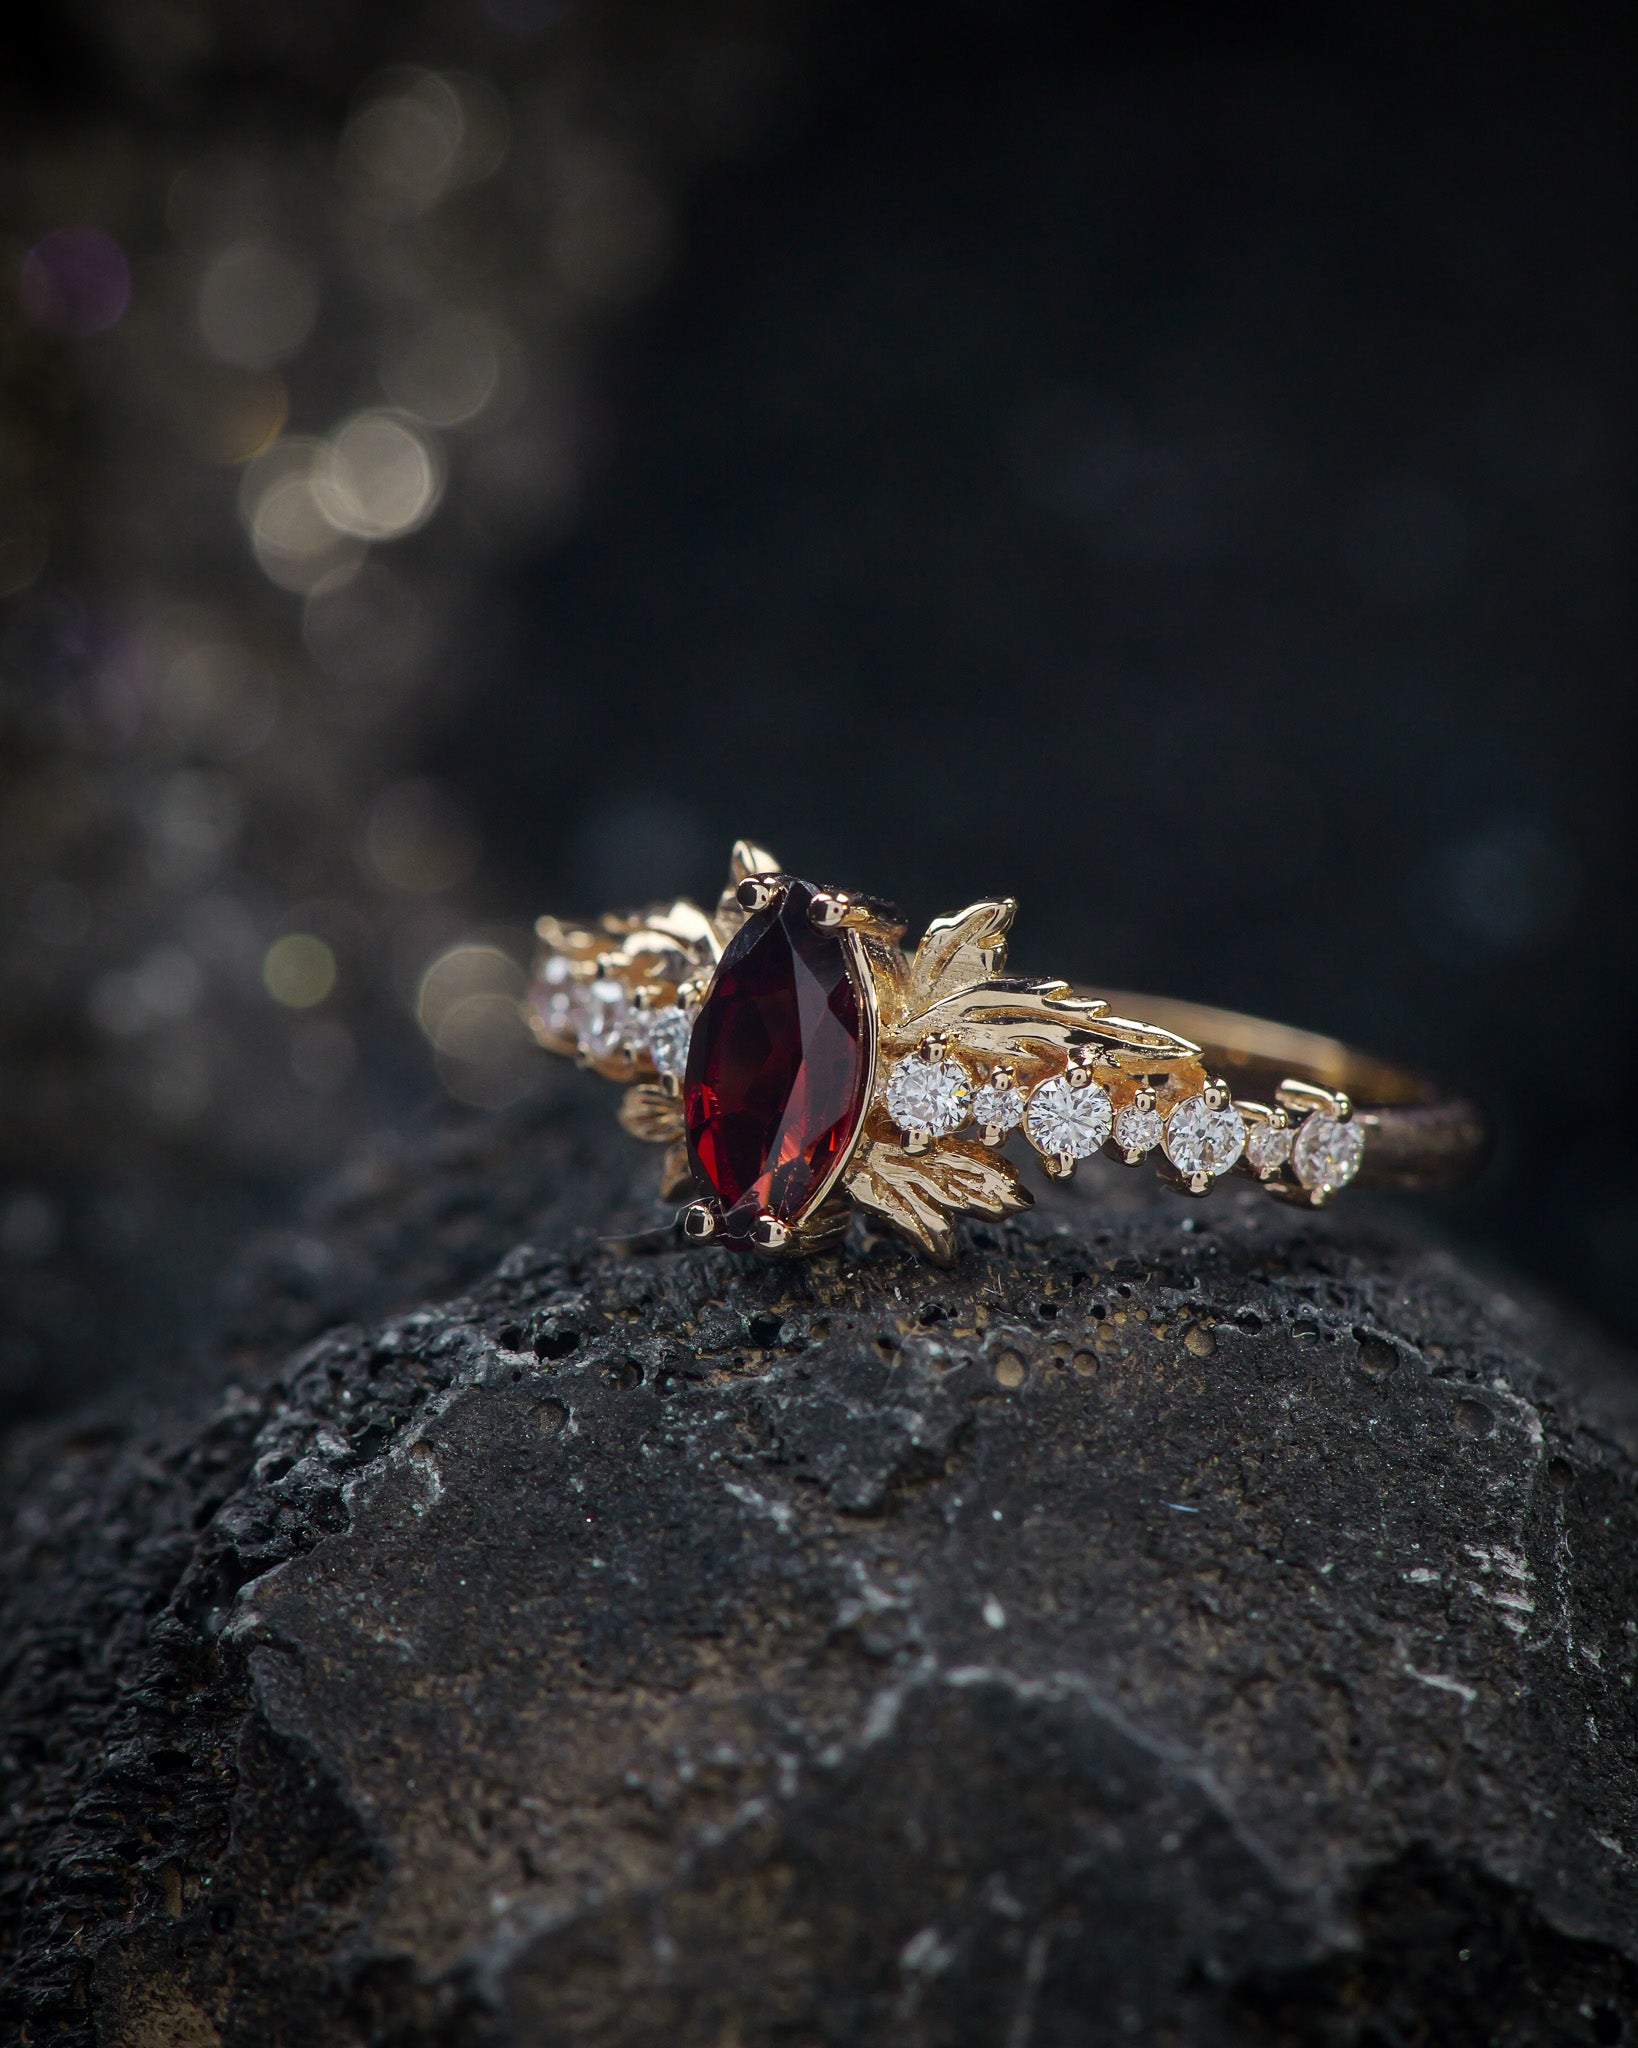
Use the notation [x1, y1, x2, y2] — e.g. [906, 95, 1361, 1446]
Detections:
[885, 1054, 972, 1138]
[1292, 1114, 1365, 1192]
[1113, 1101, 1162, 1157]
[1163, 1094, 1246, 1178]
[1025, 1073, 1112, 1158]
[580, 977, 631, 1058]
[1245, 1122, 1293, 1177]
[529, 954, 585, 1043]
[643, 1003, 693, 1080]
[971, 1079, 1025, 1133]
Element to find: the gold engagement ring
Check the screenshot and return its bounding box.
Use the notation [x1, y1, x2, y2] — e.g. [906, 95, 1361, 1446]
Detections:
[527, 841, 1486, 1265]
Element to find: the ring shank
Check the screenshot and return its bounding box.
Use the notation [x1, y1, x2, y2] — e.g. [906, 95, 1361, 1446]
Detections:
[1092, 990, 1488, 1191]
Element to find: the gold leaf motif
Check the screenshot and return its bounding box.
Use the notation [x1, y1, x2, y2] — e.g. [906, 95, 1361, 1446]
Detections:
[660, 1139, 693, 1201]
[619, 1084, 684, 1145]
[903, 899, 1015, 1015]
[532, 914, 605, 959]
[894, 981, 1201, 1079]
[730, 839, 782, 883]
[634, 899, 722, 961]
[846, 1136, 1032, 1265]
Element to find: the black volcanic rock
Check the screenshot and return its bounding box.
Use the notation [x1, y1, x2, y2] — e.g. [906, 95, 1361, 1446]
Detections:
[3, 1073, 1637, 2045]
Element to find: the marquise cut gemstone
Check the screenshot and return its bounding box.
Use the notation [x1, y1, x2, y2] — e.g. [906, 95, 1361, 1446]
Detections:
[683, 879, 870, 1248]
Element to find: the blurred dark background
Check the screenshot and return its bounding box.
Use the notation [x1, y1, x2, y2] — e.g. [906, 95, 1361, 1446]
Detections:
[1, 0, 1632, 1430]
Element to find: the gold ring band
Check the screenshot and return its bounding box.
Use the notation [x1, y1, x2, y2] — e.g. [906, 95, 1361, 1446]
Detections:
[527, 840, 1485, 1264]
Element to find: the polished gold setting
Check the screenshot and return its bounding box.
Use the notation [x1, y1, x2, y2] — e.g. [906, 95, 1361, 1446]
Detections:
[527, 841, 1486, 1264]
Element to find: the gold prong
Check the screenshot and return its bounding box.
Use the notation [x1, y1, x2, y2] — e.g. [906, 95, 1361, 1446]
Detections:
[988, 1062, 1016, 1086]
[1121, 1148, 1146, 1167]
[1276, 1077, 1346, 1121]
[809, 888, 891, 931]
[681, 1200, 718, 1243]
[1133, 1085, 1157, 1114]
[676, 976, 709, 1008]
[1203, 1079, 1228, 1112]
[809, 888, 905, 938]
[736, 876, 782, 913]
[1042, 1152, 1076, 1180]
[1066, 1051, 1098, 1091]
[979, 1124, 1007, 1148]
[808, 889, 850, 929]
[659, 1071, 681, 1099]
[903, 1128, 933, 1155]
[1333, 1092, 1353, 1123]
[750, 1212, 790, 1252]
[782, 1199, 851, 1255]
[918, 1032, 950, 1061]
[1189, 1169, 1212, 1196]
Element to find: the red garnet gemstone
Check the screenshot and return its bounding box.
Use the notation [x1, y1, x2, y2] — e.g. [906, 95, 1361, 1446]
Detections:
[683, 879, 871, 1248]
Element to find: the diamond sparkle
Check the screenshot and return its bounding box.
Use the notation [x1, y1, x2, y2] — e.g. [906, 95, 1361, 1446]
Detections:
[1113, 1102, 1162, 1158]
[1025, 1074, 1112, 1158]
[1292, 1114, 1365, 1193]
[1163, 1094, 1246, 1178]
[642, 1003, 692, 1080]
[971, 1078, 1025, 1134]
[885, 1054, 972, 1138]
[581, 976, 631, 1059]
[528, 953, 585, 1044]
[1246, 1122, 1293, 1178]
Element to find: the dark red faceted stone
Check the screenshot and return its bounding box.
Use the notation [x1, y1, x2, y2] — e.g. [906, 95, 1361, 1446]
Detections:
[684, 880, 870, 1248]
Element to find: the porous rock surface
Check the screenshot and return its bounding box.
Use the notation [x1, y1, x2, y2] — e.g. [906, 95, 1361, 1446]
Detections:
[3, 1074, 1638, 2045]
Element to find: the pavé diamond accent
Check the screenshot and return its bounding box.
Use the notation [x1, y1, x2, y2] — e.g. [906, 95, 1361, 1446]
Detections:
[971, 1078, 1025, 1134]
[1164, 1094, 1246, 1177]
[1025, 1074, 1112, 1158]
[641, 1003, 692, 1080]
[886, 1054, 972, 1138]
[1292, 1114, 1365, 1193]
[529, 954, 585, 1044]
[581, 977, 631, 1059]
[1113, 1102, 1162, 1158]
[1246, 1122, 1293, 1178]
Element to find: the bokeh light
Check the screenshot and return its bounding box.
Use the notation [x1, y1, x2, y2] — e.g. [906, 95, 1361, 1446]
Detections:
[197, 240, 319, 370]
[313, 411, 442, 541]
[416, 940, 522, 1043]
[19, 228, 132, 336]
[241, 437, 368, 592]
[262, 933, 338, 1007]
[416, 938, 536, 1109]
[381, 312, 509, 427]
[0, 2, 808, 1421]
[339, 69, 508, 218]
[433, 992, 539, 1109]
